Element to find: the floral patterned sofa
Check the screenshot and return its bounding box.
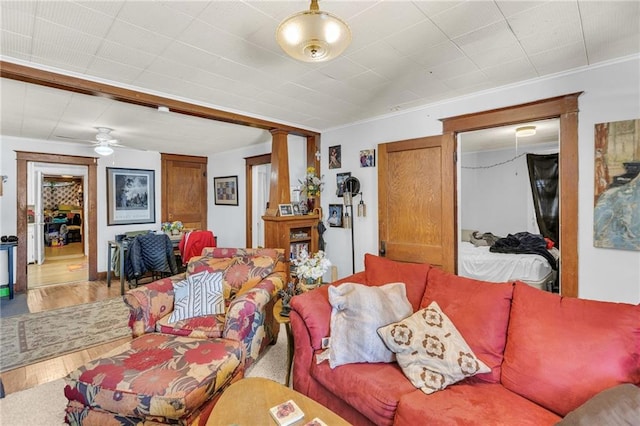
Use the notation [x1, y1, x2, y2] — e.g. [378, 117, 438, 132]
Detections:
[63, 248, 285, 425]
[123, 247, 286, 367]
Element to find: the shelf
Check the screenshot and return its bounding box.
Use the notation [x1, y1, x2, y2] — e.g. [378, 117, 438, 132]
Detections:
[263, 214, 319, 284]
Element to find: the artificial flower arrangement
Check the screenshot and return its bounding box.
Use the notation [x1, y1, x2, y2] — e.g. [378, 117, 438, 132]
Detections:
[299, 166, 324, 198]
[161, 221, 184, 233]
[292, 249, 331, 287]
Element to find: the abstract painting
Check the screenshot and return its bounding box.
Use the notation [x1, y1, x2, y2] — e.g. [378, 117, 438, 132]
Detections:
[593, 118, 640, 250]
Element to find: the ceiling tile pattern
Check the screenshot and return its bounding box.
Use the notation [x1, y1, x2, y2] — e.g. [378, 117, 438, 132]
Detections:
[1, 0, 639, 156]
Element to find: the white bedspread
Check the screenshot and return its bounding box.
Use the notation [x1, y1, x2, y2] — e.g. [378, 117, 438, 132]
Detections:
[458, 241, 554, 282]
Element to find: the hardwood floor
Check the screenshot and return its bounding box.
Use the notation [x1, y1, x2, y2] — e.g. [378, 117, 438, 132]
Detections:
[0, 280, 131, 396]
[28, 242, 87, 288]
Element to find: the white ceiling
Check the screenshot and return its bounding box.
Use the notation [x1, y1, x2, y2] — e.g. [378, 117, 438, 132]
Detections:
[1, 0, 638, 156]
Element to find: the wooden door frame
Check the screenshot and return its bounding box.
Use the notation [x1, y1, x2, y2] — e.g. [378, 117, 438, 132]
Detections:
[441, 93, 581, 297]
[245, 153, 271, 248]
[15, 152, 98, 292]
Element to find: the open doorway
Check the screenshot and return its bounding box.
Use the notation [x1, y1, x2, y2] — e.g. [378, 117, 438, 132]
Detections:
[27, 163, 88, 288]
[15, 151, 98, 294]
[251, 163, 271, 248]
[245, 153, 271, 248]
[457, 119, 560, 292]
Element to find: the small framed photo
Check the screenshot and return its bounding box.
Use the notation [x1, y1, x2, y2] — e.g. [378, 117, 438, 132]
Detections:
[292, 203, 302, 215]
[279, 204, 294, 216]
[214, 175, 239, 206]
[328, 204, 343, 227]
[360, 149, 376, 167]
[336, 172, 351, 197]
[329, 145, 342, 169]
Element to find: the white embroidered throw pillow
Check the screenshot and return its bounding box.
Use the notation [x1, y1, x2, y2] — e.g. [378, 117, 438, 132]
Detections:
[328, 282, 413, 368]
[169, 271, 225, 323]
[378, 301, 490, 394]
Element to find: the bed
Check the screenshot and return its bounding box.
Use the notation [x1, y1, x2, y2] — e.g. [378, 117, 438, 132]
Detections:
[458, 240, 558, 291]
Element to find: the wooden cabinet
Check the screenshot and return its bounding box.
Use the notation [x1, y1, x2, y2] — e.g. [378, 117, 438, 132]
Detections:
[263, 214, 319, 283]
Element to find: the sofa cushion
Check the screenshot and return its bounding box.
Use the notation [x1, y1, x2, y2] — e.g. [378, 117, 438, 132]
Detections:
[378, 301, 490, 394]
[421, 267, 513, 383]
[156, 312, 225, 338]
[231, 254, 277, 297]
[364, 254, 430, 311]
[395, 382, 562, 425]
[311, 355, 418, 426]
[186, 254, 275, 301]
[502, 282, 640, 416]
[328, 282, 413, 368]
[186, 256, 237, 278]
[169, 271, 225, 323]
[557, 383, 640, 426]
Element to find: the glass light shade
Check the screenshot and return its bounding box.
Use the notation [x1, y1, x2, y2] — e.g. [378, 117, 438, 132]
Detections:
[343, 192, 353, 207]
[94, 145, 114, 156]
[515, 125, 536, 137]
[276, 2, 351, 62]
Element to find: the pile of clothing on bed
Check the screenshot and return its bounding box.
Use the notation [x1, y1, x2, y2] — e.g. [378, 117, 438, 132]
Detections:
[469, 231, 557, 270]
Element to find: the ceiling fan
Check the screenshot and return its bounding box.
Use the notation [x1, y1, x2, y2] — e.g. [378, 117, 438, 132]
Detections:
[55, 127, 127, 156]
[91, 127, 122, 156]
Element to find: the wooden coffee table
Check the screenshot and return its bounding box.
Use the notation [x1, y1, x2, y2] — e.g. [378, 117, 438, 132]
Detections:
[207, 377, 351, 425]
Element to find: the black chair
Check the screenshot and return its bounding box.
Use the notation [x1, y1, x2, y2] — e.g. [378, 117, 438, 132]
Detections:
[125, 233, 178, 287]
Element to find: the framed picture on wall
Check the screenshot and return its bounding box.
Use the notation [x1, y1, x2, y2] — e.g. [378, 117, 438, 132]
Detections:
[336, 172, 351, 197]
[328, 204, 343, 227]
[214, 175, 239, 206]
[360, 149, 376, 167]
[329, 145, 342, 169]
[106, 167, 155, 226]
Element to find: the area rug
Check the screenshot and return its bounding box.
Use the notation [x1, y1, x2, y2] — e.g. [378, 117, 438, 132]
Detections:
[0, 324, 287, 425]
[0, 293, 30, 319]
[0, 297, 130, 372]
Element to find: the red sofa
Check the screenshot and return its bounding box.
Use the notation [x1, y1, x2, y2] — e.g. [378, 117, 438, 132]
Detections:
[289, 254, 640, 425]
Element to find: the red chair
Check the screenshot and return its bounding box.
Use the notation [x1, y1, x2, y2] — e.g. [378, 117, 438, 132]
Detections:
[178, 230, 217, 265]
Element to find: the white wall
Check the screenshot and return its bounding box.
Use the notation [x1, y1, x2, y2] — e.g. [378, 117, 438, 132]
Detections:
[0, 138, 161, 273]
[460, 143, 558, 237]
[320, 56, 640, 304]
[208, 134, 307, 247]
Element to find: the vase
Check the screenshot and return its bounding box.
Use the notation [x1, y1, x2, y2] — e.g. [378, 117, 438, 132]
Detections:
[302, 277, 322, 291]
[306, 197, 316, 214]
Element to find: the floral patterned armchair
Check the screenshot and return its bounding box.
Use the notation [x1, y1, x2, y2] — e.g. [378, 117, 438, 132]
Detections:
[123, 248, 286, 368]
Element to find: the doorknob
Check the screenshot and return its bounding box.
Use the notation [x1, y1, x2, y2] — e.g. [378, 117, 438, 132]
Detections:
[379, 240, 386, 257]
[169, 213, 173, 220]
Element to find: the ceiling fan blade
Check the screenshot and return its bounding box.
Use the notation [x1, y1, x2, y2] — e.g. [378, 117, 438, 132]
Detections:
[54, 135, 96, 144]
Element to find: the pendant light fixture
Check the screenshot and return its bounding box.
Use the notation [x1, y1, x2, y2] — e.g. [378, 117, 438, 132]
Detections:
[276, 0, 352, 62]
[515, 125, 537, 138]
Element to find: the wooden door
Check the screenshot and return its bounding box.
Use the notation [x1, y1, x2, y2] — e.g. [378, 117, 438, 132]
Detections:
[378, 134, 456, 272]
[161, 154, 208, 230]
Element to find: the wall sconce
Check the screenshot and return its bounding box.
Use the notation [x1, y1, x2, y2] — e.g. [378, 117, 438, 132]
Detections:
[357, 194, 366, 217]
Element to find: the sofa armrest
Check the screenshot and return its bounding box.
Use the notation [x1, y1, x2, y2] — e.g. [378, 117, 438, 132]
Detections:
[122, 274, 184, 337]
[223, 270, 286, 366]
